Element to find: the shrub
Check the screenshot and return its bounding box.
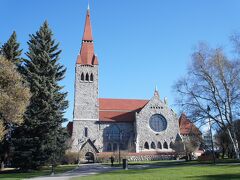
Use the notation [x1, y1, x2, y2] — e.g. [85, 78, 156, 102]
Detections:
[62, 152, 78, 164]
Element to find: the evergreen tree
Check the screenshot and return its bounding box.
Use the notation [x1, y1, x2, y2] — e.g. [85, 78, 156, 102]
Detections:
[12, 21, 69, 169]
[1, 31, 22, 66]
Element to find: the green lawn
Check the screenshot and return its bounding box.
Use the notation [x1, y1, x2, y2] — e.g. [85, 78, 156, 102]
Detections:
[72, 164, 240, 180]
[104, 159, 240, 167]
[0, 164, 77, 180]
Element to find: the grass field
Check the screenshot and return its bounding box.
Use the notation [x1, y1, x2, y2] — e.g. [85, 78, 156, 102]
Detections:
[0, 164, 77, 180]
[104, 158, 240, 167]
[72, 163, 240, 180]
[0, 160, 240, 180]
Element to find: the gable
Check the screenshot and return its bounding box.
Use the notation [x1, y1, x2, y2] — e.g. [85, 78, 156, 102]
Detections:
[81, 139, 99, 153]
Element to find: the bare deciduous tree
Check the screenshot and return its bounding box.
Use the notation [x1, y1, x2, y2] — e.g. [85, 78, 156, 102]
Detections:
[173, 42, 240, 159]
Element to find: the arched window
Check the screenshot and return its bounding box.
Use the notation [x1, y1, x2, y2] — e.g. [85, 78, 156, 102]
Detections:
[106, 143, 112, 151]
[151, 142, 156, 149]
[113, 143, 118, 151]
[81, 73, 84, 81]
[170, 142, 174, 149]
[90, 73, 93, 82]
[85, 73, 89, 81]
[144, 142, 149, 149]
[163, 141, 168, 149]
[157, 142, 162, 149]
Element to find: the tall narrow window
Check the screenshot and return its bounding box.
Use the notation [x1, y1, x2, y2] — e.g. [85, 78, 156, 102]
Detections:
[86, 73, 89, 81]
[151, 142, 156, 149]
[107, 143, 112, 151]
[113, 143, 118, 151]
[157, 142, 162, 149]
[170, 142, 174, 149]
[84, 127, 88, 137]
[144, 142, 149, 149]
[81, 73, 84, 81]
[163, 141, 168, 149]
[90, 73, 93, 82]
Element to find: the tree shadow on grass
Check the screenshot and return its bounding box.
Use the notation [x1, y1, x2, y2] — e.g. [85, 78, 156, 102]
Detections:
[0, 169, 49, 179]
[188, 173, 240, 180]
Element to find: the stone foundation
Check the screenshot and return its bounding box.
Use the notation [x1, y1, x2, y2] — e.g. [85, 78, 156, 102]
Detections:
[127, 154, 175, 161]
[96, 151, 177, 162]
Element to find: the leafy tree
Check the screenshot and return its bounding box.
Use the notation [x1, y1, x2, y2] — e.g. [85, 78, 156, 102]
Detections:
[1, 31, 22, 66]
[173, 42, 240, 159]
[12, 21, 69, 170]
[0, 55, 30, 169]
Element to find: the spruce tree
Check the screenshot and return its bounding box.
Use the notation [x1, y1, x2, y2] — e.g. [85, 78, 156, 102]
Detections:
[12, 21, 69, 169]
[1, 31, 22, 66]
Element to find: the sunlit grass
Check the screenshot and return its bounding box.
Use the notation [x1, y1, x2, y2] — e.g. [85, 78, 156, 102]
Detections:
[72, 164, 240, 180]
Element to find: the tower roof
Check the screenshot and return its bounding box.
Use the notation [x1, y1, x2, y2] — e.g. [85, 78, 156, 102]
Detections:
[82, 9, 93, 41]
[76, 7, 98, 65]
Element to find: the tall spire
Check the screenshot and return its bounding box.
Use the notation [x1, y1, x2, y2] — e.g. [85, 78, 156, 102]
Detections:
[82, 6, 93, 41]
[87, 1, 90, 10]
[76, 6, 98, 65]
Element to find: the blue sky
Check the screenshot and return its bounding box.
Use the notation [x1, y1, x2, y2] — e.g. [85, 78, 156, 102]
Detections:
[1, 0, 240, 125]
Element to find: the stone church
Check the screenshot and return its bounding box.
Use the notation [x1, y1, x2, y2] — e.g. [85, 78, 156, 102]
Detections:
[67, 7, 197, 161]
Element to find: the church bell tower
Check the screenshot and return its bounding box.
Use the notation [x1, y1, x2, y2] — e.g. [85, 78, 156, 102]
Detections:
[73, 6, 99, 120]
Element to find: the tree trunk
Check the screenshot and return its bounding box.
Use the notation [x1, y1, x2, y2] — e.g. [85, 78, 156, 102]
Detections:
[0, 161, 4, 170]
[227, 128, 240, 159]
[221, 147, 225, 159]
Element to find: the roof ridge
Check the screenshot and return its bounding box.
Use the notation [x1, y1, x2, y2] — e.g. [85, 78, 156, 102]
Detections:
[99, 97, 149, 101]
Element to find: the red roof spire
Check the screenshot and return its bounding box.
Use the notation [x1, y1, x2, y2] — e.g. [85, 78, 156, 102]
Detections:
[76, 7, 98, 65]
[82, 8, 93, 41]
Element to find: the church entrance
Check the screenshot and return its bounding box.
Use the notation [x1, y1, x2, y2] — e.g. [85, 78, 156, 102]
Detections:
[85, 152, 95, 163]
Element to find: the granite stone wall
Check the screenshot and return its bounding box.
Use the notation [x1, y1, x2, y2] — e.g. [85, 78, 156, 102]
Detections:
[71, 120, 135, 153]
[73, 64, 99, 120]
[135, 92, 180, 152]
[127, 154, 175, 161]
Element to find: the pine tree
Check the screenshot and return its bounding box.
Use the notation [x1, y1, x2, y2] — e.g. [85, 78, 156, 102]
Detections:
[1, 31, 22, 66]
[12, 21, 69, 169]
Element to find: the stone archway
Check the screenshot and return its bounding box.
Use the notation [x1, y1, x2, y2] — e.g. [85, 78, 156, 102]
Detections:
[85, 152, 95, 163]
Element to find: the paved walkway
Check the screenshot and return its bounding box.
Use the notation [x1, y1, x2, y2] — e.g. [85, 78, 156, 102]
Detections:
[26, 164, 121, 180]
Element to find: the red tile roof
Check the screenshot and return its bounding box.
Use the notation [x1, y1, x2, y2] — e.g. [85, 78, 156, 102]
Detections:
[179, 113, 201, 135]
[99, 98, 149, 122]
[76, 8, 98, 65]
[99, 98, 149, 111]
